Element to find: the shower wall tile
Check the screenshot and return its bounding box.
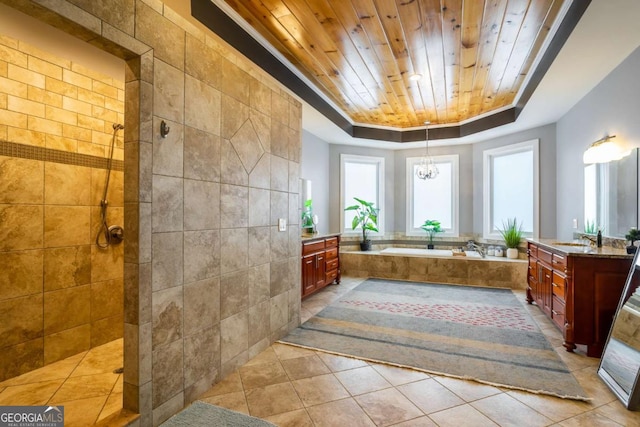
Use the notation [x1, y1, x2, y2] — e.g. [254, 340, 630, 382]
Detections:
[91, 240, 124, 282]
[44, 285, 91, 335]
[185, 34, 221, 90]
[44, 205, 90, 247]
[152, 117, 183, 177]
[153, 59, 184, 124]
[250, 78, 271, 116]
[184, 126, 220, 182]
[249, 153, 270, 189]
[91, 205, 123, 247]
[0, 293, 43, 347]
[183, 230, 220, 283]
[248, 300, 270, 347]
[250, 110, 270, 153]
[220, 94, 249, 140]
[270, 121, 288, 159]
[0, 156, 43, 204]
[91, 278, 124, 321]
[0, 339, 43, 382]
[183, 326, 219, 390]
[136, 2, 184, 71]
[220, 139, 248, 186]
[43, 324, 90, 365]
[220, 184, 248, 229]
[184, 277, 220, 336]
[220, 228, 248, 274]
[91, 168, 124, 207]
[152, 285, 183, 348]
[185, 75, 221, 136]
[44, 245, 91, 291]
[0, 205, 43, 251]
[184, 179, 219, 231]
[152, 175, 183, 232]
[271, 92, 289, 126]
[248, 226, 270, 267]
[221, 59, 250, 105]
[220, 271, 249, 320]
[152, 339, 184, 408]
[270, 154, 288, 192]
[249, 188, 270, 227]
[0, 249, 43, 300]
[91, 314, 123, 347]
[249, 263, 270, 307]
[220, 311, 248, 365]
[151, 232, 183, 291]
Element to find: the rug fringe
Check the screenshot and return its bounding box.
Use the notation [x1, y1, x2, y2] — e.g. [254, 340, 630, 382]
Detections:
[276, 340, 592, 402]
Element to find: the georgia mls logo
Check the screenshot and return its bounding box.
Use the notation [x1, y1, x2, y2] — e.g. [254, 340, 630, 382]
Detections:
[0, 405, 64, 427]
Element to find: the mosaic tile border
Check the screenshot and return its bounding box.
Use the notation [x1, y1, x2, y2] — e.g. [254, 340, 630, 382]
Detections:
[0, 140, 124, 171]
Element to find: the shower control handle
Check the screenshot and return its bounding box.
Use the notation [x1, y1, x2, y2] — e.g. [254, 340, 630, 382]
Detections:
[108, 225, 124, 244]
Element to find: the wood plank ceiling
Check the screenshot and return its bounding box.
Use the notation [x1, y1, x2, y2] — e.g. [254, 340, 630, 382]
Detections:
[220, 0, 568, 129]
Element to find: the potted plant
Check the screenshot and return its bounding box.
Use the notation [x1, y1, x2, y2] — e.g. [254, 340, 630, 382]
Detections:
[421, 219, 443, 249]
[500, 217, 523, 259]
[626, 228, 640, 254]
[301, 199, 314, 234]
[344, 197, 379, 251]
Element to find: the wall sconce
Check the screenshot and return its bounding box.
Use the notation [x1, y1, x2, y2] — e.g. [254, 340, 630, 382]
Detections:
[583, 135, 630, 164]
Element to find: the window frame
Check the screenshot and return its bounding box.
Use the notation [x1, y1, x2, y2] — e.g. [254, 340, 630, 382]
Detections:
[340, 154, 385, 236]
[483, 139, 540, 240]
[405, 154, 459, 237]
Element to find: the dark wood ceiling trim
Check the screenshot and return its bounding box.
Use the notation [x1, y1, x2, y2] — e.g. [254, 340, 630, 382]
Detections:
[192, 0, 585, 143]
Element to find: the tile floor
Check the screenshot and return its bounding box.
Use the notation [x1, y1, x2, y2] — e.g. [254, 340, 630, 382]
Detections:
[2, 276, 640, 426]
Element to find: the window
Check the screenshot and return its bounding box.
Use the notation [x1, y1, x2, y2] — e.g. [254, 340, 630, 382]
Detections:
[483, 140, 539, 239]
[340, 154, 384, 235]
[406, 155, 459, 236]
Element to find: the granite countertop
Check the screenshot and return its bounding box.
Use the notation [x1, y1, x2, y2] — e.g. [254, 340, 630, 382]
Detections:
[527, 238, 632, 259]
[301, 232, 341, 242]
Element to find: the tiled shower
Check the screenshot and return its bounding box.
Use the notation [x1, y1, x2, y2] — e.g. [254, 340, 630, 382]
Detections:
[0, 33, 125, 382]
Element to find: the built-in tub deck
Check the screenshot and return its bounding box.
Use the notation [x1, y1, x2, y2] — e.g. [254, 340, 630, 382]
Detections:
[341, 247, 528, 290]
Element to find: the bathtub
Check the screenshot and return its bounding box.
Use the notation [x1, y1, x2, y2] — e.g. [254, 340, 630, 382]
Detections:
[341, 246, 528, 289]
[379, 247, 483, 258]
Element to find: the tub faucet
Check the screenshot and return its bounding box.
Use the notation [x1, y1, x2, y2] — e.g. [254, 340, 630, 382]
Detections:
[467, 240, 486, 258]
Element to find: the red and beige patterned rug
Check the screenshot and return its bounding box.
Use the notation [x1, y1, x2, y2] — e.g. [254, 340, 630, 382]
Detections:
[280, 278, 588, 400]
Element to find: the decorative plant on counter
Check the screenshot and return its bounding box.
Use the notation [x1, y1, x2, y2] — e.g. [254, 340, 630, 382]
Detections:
[500, 217, 523, 259]
[421, 219, 443, 249]
[584, 220, 598, 235]
[301, 199, 315, 234]
[626, 228, 640, 254]
[344, 197, 379, 251]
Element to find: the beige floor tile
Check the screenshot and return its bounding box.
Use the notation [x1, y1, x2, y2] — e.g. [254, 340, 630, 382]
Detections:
[558, 410, 623, 426]
[335, 366, 392, 396]
[397, 378, 465, 414]
[571, 366, 618, 407]
[70, 339, 123, 377]
[281, 354, 330, 380]
[316, 352, 369, 372]
[200, 371, 243, 398]
[370, 363, 430, 386]
[272, 343, 316, 360]
[390, 416, 438, 426]
[355, 388, 424, 426]
[595, 401, 640, 427]
[50, 372, 119, 403]
[239, 361, 288, 389]
[306, 398, 376, 427]
[200, 391, 250, 414]
[97, 392, 123, 422]
[56, 395, 107, 427]
[507, 390, 593, 422]
[429, 404, 498, 427]
[432, 376, 501, 402]
[245, 347, 279, 366]
[291, 373, 350, 406]
[471, 393, 553, 427]
[245, 382, 303, 418]
[0, 380, 63, 406]
[0, 352, 85, 387]
[265, 408, 314, 427]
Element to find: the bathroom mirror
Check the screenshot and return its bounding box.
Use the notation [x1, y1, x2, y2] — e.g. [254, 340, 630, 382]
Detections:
[598, 248, 640, 410]
[584, 148, 639, 238]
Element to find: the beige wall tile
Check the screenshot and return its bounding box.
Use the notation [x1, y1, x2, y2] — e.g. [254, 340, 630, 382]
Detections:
[220, 271, 249, 320]
[8, 64, 45, 89]
[92, 105, 118, 123]
[91, 314, 123, 347]
[0, 250, 43, 301]
[152, 339, 183, 408]
[0, 156, 43, 204]
[152, 117, 183, 177]
[28, 86, 63, 107]
[0, 44, 28, 67]
[45, 105, 78, 125]
[0, 293, 43, 347]
[28, 56, 63, 80]
[90, 240, 124, 283]
[78, 114, 105, 132]
[44, 245, 91, 291]
[183, 327, 219, 393]
[45, 135, 77, 152]
[250, 109, 271, 153]
[62, 124, 92, 142]
[44, 205, 90, 248]
[184, 277, 220, 336]
[28, 116, 62, 136]
[44, 285, 91, 335]
[44, 324, 90, 365]
[7, 95, 45, 117]
[184, 179, 219, 231]
[62, 95, 92, 115]
[220, 184, 248, 229]
[6, 127, 46, 147]
[46, 77, 78, 98]
[91, 278, 124, 321]
[184, 75, 220, 135]
[93, 80, 119, 99]
[136, 2, 185, 71]
[221, 59, 249, 104]
[184, 127, 220, 182]
[185, 34, 221, 90]
[152, 286, 183, 348]
[77, 87, 105, 107]
[220, 228, 248, 274]
[44, 162, 91, 205]
[152, 175, 183, 232]
[221, 139, 249, 186]
[153, 59, 184, 124]
[151, 232, 183, 292]
[220, 311, 248, 364]
[0, 204, 43, 251]
[62, 69, 92, 90]
[0, 109, 28, 128]
[230, 120, 264, 174]
[0, 339, 43, 382]
[183, 230, 221, 284]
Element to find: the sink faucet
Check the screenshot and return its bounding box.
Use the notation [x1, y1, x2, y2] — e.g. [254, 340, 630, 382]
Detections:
[579, 234, 597, 247]
[467, 240, 486, 258]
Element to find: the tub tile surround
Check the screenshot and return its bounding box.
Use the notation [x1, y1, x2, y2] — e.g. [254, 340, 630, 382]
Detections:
[0, 29, 125, 383]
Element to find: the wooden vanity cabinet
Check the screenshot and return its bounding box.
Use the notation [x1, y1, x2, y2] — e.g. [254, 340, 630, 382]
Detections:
[527, 241, 631, 357]
[301, 234, 341, 298]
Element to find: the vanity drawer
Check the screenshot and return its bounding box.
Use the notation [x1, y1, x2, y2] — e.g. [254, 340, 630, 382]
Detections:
[303, 240, 325, 255]
[552, 272, 565, 299]
[528, 244, 538, 259]
[325, 237, 339, 248]
[325, 247, 338, 260]
[551, 296, 566, 329]
[552, 253, 567, 271]
[325, 269, 338, 284]
[326, 258, 339, 272]
[538, 248, 552, 266]
[528, 260, 538, 282]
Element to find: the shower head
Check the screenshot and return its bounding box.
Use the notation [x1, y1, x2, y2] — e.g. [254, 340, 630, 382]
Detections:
[113, 123, 124, 131]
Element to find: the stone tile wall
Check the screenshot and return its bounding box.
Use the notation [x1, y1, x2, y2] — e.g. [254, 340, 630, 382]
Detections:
[0, 0, 303, 425]
[0, 34, 125, 381]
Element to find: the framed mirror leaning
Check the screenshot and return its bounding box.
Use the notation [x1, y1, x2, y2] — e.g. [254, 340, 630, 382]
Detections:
[598, 248, 640, 409]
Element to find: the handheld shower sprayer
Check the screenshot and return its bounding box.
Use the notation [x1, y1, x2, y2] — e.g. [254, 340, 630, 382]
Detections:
[96, 123, 125, 249]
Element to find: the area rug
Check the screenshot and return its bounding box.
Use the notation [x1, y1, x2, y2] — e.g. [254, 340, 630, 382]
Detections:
[160, 401, 276, 427]
[280, 278, 588, 400]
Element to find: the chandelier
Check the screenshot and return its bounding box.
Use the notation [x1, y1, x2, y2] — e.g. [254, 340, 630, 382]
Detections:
[415, 121, 439, 180]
